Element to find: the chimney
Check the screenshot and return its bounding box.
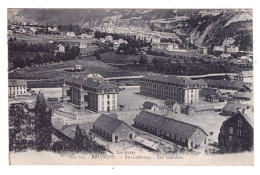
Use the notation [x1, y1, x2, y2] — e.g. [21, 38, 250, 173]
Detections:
[237, 107, 240, 112]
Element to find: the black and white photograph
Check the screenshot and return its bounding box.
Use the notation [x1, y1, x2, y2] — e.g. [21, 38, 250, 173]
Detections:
[6, 7, 255, 166]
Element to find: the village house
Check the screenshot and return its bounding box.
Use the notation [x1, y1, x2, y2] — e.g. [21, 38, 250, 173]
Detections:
[105, 35, 113, 42]
[234, 71, 253, 83]
[133, 110, 208, 148]
[199, 88, 223, 102]
[8, 79, 28, 96]
[213, 46, 225, 52]
[62, 74, 119, 112]
[140, 74, 201, 104]
[198, 46, 207, 54]
[182, 104, 215, 116]
[164, 99, 181, 114]
[222, 101, 253, 116]
[92, 113, 134, 142]
[152, 43, 179, 51]
[79, 43, 88, 48]
[225, 45, 239, 53]
[74, 65, 83, 71]
[55, 44, 66, 54]
[142, 101, 159, 111]
[218, 110, 253, 153]
[66, 32, 76, 38]
[233, 92, 252, 101]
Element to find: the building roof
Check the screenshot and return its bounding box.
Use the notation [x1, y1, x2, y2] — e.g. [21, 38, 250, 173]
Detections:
[65, 75, 118, 92]
[134, 110, 208, 139]
[204, 79, 252, 89]
[93, 114, 133, 134]
[184, 104, 215, 112]
[200, 88, 220, 97]
[142, 74, 200, 86]
[52, 121, 76, 139]
[143, 101, 158, 108]
[233, 92, 252, 99]
[9, 79, 27, 87]
[222, 102, 253, 113]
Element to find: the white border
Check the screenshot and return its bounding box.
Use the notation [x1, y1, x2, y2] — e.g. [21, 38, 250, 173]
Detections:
[0, 0, 259, 174]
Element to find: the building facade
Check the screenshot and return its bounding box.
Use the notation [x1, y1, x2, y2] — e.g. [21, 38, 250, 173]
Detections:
[62, 74, 119, 112]
[92, 114, 134, 142]
[218, 111, 253, 153]
[8, 79, 28, 96]
[234, 71, 253, 83]
[140, 74, 200, 104]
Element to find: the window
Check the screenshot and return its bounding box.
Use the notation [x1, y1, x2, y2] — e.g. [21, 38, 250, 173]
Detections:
[107, 101, 110, 105]
[229, 136, 232, 142]
[166, 133, 169, 137]
[238, 120, 242, 127]
[176, 137, 180, 140]
[102, 101, 104, 105]
[171, 135, 175, 139]
[113, 100, 115, 105]
[182, 138, 185, 142]
[107, 95, 110, 99]
[161, 131, 164, 135]
[237, 129, 242, 136]
[113, 94, 115, 99]
[112, 106, 115, 110]
[229, 127, 233, 134]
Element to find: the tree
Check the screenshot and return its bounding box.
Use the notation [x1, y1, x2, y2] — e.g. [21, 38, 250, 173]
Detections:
[34, 92, 52, 151]
[139, 55, 148, 65]
[9, 103, 35, 152]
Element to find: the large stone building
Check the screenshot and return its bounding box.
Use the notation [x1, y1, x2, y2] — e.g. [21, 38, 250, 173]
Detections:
[140, 74, 200, 104]
[8, 79, 28, 96]
[62, 74, 119, 112]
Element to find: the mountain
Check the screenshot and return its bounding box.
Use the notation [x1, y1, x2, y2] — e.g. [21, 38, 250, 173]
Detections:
[12, 9, 253, 51]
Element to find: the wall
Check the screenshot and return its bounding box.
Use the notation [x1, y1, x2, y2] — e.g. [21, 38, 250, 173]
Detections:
[189, 128, 207, 148]
[113, 123, 134, 142]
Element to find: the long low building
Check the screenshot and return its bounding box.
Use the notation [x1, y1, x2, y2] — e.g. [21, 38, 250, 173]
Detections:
[8, 79, 28, 96]
[133, 110, 208, 148]
[204, 79, 252, 90]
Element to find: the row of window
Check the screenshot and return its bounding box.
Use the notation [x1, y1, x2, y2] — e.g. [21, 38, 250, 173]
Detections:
[9, 86, 26, 90]
[136, 122, 186, 142]
[101, 94, 115, 100]
[9, 91, 26, 95]
[141, 79, 198, 88]
[101, 100, 116, 105]
[93, 127, 112, 137]
[101, 106, 116, 111]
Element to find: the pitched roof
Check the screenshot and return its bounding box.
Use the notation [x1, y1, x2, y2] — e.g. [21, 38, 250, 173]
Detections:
[233, 92, 252, 99]
[142, 74, 200, 86]
[143, 101, 158, 108]
[52, 121, 76, 139]
[9, 79, 27, 87]
[65, 75, 118, 91]
[222, 102, 252, 113]
[200, 88, 220, 97]
[184, 104, 215, 111]
[134, 111, 208, 139]
[93, 114, 133, 134]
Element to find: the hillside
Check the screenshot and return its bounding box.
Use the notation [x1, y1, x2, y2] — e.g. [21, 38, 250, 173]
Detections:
[11, 9, 253, 51]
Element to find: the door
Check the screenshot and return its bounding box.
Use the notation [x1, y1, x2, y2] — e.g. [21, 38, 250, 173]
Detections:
[129, 133, 133, 140]
[107, 106, 110, 112]
[204, 138, 207, 145]
[115, 135, 119, 143]
[191, 140, 194, 147]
